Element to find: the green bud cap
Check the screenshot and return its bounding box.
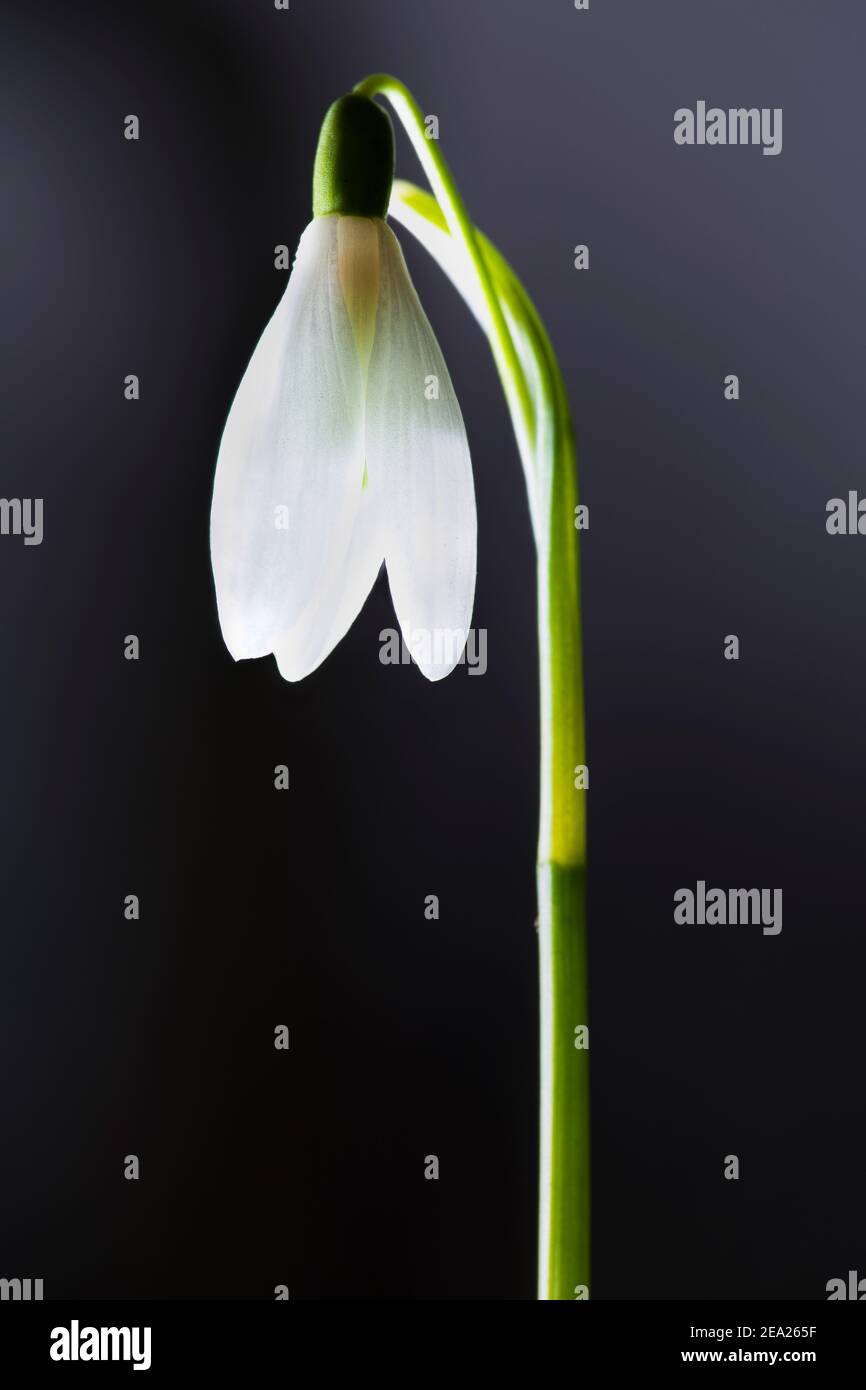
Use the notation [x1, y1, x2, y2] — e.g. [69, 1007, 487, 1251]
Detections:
[312, 93, 395, 220]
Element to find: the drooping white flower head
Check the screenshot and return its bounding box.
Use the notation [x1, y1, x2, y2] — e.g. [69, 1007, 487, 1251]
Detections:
[210, 95, 476, 681]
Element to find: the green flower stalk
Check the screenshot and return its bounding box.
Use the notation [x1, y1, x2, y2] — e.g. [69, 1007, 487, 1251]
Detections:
[353, 76, 589, 1300]
[211, 78, 588, 1299]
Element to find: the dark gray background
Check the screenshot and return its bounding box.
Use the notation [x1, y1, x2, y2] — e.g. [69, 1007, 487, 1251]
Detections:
[0, 0, 863, 1299]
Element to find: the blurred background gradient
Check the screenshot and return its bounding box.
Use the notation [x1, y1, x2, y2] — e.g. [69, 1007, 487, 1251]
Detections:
[0, 0, 864, 1298]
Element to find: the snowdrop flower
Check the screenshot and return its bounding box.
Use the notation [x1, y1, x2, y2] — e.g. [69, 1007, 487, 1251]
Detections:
[210, 94, 476, 681]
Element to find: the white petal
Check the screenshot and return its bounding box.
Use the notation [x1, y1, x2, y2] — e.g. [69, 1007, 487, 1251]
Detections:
[389, 187, 539, 531]
[210, 216, 366, 660]
[271, 483, 383, 682]
[388, 189, 490, 332]
[365, 222, 476, 681]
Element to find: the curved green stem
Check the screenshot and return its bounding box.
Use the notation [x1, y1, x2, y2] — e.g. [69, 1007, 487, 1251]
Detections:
[353, 74, 535, 474]
[359, 85, 589, 1301]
